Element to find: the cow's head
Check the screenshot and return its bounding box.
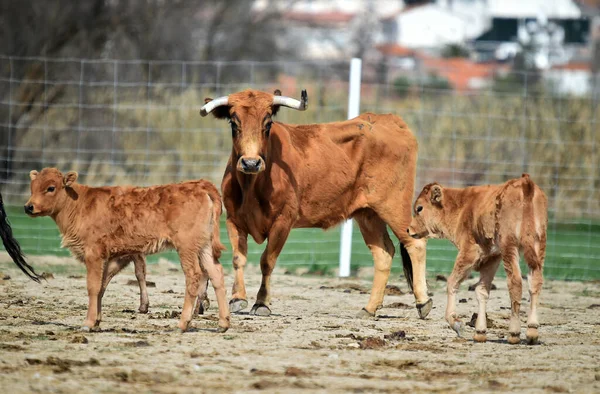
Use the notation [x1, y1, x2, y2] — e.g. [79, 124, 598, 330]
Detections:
[408, 183, 445, 239]
[25, 168, 78, 217]
[200, 89, 308, 174]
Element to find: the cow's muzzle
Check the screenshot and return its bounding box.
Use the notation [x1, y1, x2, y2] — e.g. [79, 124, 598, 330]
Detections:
[237, 157, 265, 174]
[407, 227, 428, 240]
[24, 204, 39, 216]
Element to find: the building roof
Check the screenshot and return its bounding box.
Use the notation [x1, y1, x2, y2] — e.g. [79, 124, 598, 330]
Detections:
[487, 0, 581, 19]
[282, 11, 355, 25]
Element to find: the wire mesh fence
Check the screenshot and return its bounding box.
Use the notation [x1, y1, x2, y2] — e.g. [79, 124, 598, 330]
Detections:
[0, 55, 598, 280]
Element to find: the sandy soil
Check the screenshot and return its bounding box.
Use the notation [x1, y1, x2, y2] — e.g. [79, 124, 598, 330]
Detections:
[0, 253, 599, 394]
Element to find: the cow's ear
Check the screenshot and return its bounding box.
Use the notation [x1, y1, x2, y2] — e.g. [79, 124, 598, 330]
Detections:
[64, 171, 78, 187]
[272, 89, 282, 117]
[430, 185, 443, 205]
[29, 170, 38, 181]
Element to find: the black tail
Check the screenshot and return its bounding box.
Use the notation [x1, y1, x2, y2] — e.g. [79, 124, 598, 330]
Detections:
[0, 192, 42, 283]
[400, 242, 413, 292]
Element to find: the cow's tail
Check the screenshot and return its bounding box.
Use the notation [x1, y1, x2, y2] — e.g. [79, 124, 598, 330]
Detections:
[400, 242, 414, 292]
[520, 174, 541, 268]
[0, 192, 42, 283]
[205, 185, 226, 259]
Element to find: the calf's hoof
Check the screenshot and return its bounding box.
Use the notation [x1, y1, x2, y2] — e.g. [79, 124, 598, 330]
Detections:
[416, 298, 433, 319]
[473, 331, 487, 343]
[229, 298, 248, 314]
[356, 308, 375, 319]
[451, 321, 465, 337]
[139, 304, 149, 314]
[507, 333, 521, 344]
[216, 326, 229, 333]
[80, 326, 91, 332]
[250, 303, 271, 316]
[526, 327, 539, 345]
[178, 320, 191, 333]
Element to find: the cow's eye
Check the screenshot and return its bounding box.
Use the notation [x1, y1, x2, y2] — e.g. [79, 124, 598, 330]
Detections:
[265, 122, 272, 137]
[416, 206, 423, 213]
[47, 186, 56, 193]
[229, 120, 238, 138]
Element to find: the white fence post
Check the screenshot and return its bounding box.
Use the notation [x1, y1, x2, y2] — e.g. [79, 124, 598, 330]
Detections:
[339, 58, 362, 277]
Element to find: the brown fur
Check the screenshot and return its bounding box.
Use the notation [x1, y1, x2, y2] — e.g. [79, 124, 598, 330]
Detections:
[25, 168, 229, 332]
[408, 174, 548, 344]
[205, 89, 431, 317]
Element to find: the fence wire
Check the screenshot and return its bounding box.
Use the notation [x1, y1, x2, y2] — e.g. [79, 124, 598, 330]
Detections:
[0, 55, 598, 280]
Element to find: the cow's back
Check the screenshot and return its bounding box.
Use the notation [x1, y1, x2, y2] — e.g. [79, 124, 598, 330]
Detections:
[275, 113, 417, 228]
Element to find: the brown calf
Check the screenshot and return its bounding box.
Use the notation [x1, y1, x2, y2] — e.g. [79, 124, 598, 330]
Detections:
[25, 168, 229, 332]
[408, 174, 547, 344]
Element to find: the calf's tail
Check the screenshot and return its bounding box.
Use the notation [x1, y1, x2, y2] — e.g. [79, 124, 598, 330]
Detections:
[0, 192, 42, 283]
[205, 186, 226, 259]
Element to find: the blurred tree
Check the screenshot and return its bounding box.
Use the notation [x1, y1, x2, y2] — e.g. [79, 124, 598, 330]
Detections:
[0, 0, 290, 183]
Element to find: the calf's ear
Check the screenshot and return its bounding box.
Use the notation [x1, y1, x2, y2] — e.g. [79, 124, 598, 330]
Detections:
[430, 185, 443, 205]
[29, 170, 39, 181]
[64, 171, 78, 187]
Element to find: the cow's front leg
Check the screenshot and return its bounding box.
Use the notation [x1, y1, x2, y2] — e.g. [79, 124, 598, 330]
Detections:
[445, 248, 477, 337]
[250, 219, 292, 316]
[226, 219, 249, 313]
[83, 256, 105, 331]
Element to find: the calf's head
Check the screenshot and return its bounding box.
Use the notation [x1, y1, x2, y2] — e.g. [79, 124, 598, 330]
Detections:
[200, 89, 307, 174]
[408, 183, 445, 239]
[25, 168, 78, 217]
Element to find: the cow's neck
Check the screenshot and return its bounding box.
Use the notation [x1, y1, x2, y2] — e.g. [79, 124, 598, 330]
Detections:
[437, 188, 466, 246]
[52, 184, 87, 237]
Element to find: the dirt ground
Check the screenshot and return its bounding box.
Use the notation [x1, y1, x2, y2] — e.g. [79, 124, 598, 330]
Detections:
[0, 253, 599, 394]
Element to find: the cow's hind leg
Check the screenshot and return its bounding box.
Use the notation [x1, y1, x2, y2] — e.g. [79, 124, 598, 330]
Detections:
[193, 268, 210, 317]
[251, 219, 292, 316]
[199, 246, 230, 332]
[473, 256, 501, 343]
[177, 249, 202, 332]
[354, 209, 395, 317]
[376, 204, 431, 319]
[132, 255, 150, 313]
[524, 234, 546, 345]
[226, 219, 249, 313]
[502, 245, 523, 344]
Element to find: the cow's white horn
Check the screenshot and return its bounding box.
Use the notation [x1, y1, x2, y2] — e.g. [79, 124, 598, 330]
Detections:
[200, 96, 229, 117]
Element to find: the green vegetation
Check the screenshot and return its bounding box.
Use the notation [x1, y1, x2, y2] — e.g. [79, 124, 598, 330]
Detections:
[4, 205, 599, 281]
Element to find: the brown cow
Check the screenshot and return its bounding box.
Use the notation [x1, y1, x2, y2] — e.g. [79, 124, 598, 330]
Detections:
[200, 89, 431, 318]
[24, 168, 229, 332]
[408, 174, 547, 344]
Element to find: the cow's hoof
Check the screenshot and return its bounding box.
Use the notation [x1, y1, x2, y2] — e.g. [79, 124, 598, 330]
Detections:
[139, 305, 149, 314]
[80, 326, 91, 332]
[216, 325, 229, 333]
[452, 321, 465, 337]
[416, 298, 433, 319]
[249, 304, 271, 316]
[526, 327, 539, 345]
[473, 331, 487, 343]
[356, 308, 375, 319]
[229, 298, 248, 313]
[507, 333, 521, 344]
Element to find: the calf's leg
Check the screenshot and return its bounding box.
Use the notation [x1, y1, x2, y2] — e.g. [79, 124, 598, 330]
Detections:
[83, 256, 105, 330]
[473, 256, 501, 343]
[502, 245, 523, 344]
[193, 268, 210, 317]
[226, 219, 249, 313]
[177, 250, 202, 332]
[199, 247, 230, 332]
[354, 210, 395, 317]
[97, 258, 129, 324]
[446, 248, 477, 337]
[524, 235, 546, 345]
[132, 255, 150, 313]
